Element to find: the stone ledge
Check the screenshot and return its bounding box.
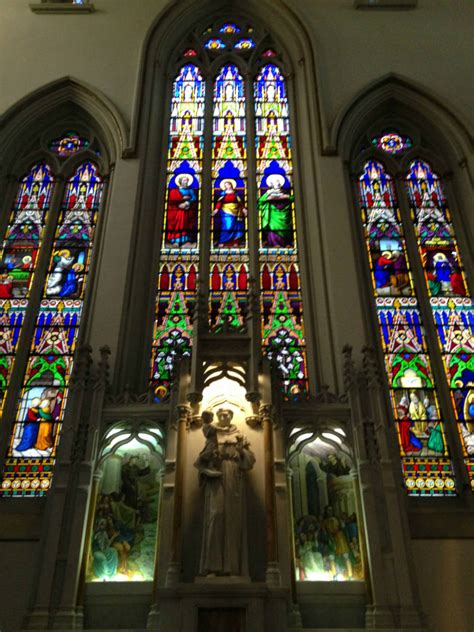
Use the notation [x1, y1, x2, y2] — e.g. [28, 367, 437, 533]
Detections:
[30, 3, 95, 14]
[354, 0, 417, 8]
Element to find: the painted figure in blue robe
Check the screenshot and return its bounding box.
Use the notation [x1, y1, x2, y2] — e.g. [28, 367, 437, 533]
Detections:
[374, 251, 394, 290]
[15, 397, 41, 452]
[60, 263, 83, 297]
[432, 252, 452, 294]
[92, 519, 119, 580]
[212, 179, 247, 247]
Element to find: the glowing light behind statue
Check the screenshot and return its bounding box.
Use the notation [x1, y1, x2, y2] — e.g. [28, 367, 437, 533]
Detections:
[1, 162, 104, 496]
[255, 64, 308, 398]
[358, 160, 455, 495]
[210, 64, 249, 331]
[149, 64, 204, 402]
[406, 160, 474, 489]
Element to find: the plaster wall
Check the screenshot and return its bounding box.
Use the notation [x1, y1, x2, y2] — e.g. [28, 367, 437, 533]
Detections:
[0, 1, 472, 132]
[412, 539, 474, 632]
[0, 542, 39, 632]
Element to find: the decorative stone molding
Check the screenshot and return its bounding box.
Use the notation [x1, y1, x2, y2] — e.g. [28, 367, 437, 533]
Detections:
[69, 344, 92, 392]
[245, 414, 261, 428]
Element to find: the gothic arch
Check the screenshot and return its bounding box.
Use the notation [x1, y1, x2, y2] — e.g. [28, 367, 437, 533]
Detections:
[334, 73, 474, 164]
[129, 0, 327, 154]
[116, 0, 341, 394]
[0, 76, 130, 168]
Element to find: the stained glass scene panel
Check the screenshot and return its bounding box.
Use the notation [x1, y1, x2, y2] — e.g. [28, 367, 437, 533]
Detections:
[255, 64, 308, 398]
[359, 160, 455, 495]
[0, 163, 54, 412]
[150, 64, 203, 401]
[1, 162, 103, 497]
[210, 64, 248, 331]
[406, 160, 474, 489]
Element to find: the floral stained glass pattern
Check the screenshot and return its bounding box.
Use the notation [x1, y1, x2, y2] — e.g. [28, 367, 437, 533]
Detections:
[49, 131, 90, 156]
[149, 64, 204, 401]
[210, 64, 248, 331]
[1, 162, 104, 496]
[406, 160, 474, 489]
[255, 65, 308, 398]
[371, 132, 412, 155]
[359, 160, 455, 495]
[0, 163, 54, 412]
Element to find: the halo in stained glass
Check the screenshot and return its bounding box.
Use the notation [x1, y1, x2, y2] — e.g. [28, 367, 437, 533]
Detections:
[219, 23, 240, 34]
[372, 132, 412, 155]
[49, 131, 90, 156]
[234, 38, 255, 50]
[205, 38, 226, 51]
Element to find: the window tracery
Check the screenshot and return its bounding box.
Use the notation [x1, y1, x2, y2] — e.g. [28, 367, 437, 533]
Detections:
[149, 19, 309, 401]
[0, 132, 106, 496]
[356, 131, 473, 495]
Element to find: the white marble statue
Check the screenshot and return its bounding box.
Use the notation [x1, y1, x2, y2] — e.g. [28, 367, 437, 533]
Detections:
[195, 408, 255, 577]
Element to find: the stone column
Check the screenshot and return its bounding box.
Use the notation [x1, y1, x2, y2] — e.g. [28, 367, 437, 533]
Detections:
[260, 404, 281, 586]
[52, 346, 111, 630]
[362, 346, 426, 629]
[165, 403, 190, 586]
[23, 345, 95, 630]
[286, 467, 303, 631]
[343, 345, 426, 630]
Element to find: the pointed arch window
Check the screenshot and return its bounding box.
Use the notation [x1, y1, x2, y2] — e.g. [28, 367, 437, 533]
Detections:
[149, 20, 309, 402]
[356, 132, 473, 496]
[0, 133, 106, 497]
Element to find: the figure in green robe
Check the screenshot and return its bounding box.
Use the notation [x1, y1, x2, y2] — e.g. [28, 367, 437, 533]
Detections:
[258, 174, 294, 247]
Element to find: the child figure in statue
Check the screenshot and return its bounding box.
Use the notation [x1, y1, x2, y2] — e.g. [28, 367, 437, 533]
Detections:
[194, 410, 222, 478]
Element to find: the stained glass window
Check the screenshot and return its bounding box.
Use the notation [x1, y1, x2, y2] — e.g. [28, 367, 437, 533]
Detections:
[1, 161, 104, 496]
[49, 131, 90, 156]
[255, 64, 308, 398]
[210, 64, 248, 331]
[0, 163, 54, 412]
[205, 38, 225, 51]
[148, 24, 309, 403]
[406, 160, 473, 489]
[371, 132, 412, 155]
[358, 160, 456, 495]
[234, 38, 255, 50]
[149, 64, 204, 402]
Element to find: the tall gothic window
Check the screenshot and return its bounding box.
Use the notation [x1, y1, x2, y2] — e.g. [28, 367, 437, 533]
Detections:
[357, 131, 473, 496]
[149, 22, 308, 402]
[0, 131, 106, 497]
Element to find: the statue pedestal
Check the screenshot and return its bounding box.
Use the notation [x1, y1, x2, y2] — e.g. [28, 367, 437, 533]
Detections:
[194, 575, 251, 584]
[156, 582, 289, 632]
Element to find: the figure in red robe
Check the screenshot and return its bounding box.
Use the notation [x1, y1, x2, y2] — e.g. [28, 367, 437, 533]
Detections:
[165, 174, 197, 246]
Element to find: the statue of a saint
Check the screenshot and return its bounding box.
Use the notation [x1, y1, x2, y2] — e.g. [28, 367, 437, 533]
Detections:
[195, 408, 255, 577]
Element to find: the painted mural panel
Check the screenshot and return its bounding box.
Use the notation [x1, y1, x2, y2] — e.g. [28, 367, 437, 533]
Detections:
[87, 441, 161, 582]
